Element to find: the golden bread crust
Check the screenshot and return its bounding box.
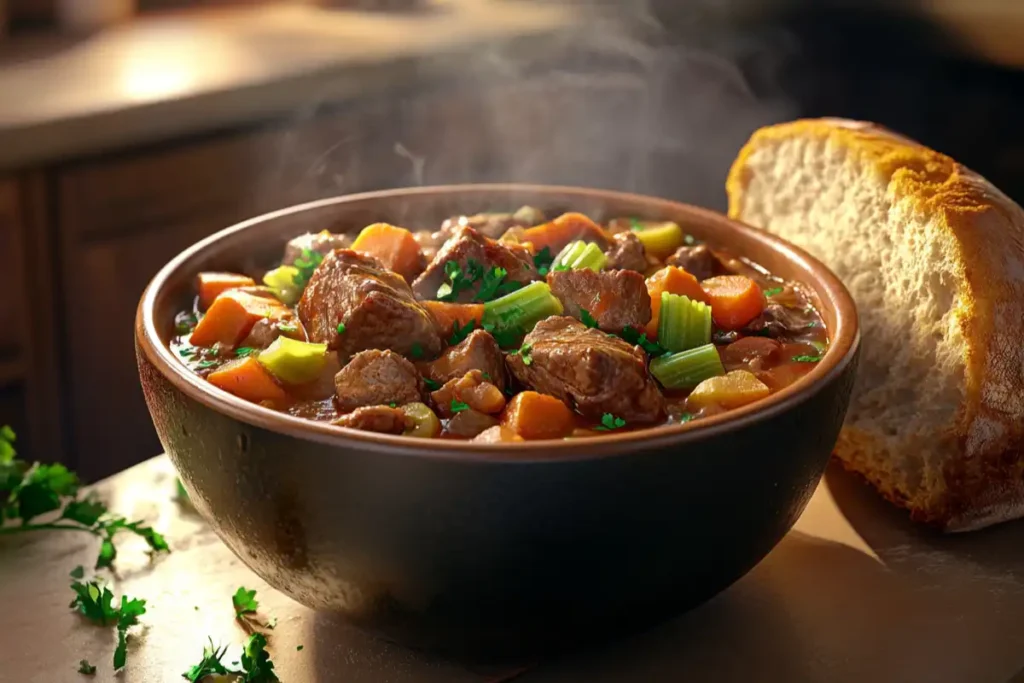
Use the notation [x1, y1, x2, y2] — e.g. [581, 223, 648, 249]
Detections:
[728, 118, 1024, 532]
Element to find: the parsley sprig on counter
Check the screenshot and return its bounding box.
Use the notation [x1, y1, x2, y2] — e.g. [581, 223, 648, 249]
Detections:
[0, 427, 169, 569]
[183, 634, 278, 683]
[233, 586, 260, 619]
[69, 578, 147, 670]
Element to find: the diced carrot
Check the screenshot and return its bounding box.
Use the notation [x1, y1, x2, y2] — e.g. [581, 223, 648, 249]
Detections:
[195, 272, 256, 310]
[701, 275, 766, 330]
[521, 213, 609, 253]
[350, 223, 424, 281]
[423, 301, 485, 335]
[207, 356, 289, 404]
[645, 266, 711, 337]
[500, 391, 575, 440]
[473, 425, 524, 443]
[189, 290, 290, 348]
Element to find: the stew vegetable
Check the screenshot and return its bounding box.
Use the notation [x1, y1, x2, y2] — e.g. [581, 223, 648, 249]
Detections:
[171, 208, 828, 442]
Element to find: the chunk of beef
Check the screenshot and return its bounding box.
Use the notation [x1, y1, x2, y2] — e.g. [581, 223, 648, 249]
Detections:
[333, 349, 425, 413]
[440, 206, 545, 240]
[430, 370, 506, 417]
[420, 329, 506, 390]
[333, 405, 412, 434]
[446, 409, 500, 438]
[665, 244, 718, 281]
[720, 336, 782, 372]
[547, 269, 651, 333]
[411, 225, 538, 302]
[240, 315, 306, 349]
[298, 249, 442, 360]
[283, 230, 351, 266]
[506, 317, 665, 423]
[742, 303, 820, 340]
[605, 232, 648, 272]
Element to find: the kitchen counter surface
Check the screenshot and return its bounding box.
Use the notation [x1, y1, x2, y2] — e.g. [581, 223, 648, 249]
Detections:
[0, 1, 573, 170]
[4, 454, 1024, 682]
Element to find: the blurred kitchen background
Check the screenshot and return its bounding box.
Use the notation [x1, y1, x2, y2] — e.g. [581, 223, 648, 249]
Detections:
[0, 0, 1020, 479]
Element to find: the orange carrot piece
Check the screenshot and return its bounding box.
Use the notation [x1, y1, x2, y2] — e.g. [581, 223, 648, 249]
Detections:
[423, 301, 485, 335]
[195, 272, 256, 310]
[351, 223, 424, 281]
[645, 266, 711, 337]
[521, 213, 609, 253]
[500, 391, 575, 440]
[208, 356, 289, 404]
[189, 290, 289, 348]
[701, 275, 766, 330]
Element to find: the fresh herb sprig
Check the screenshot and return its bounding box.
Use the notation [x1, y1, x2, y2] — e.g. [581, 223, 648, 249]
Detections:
[233, 586, 259, 619]
[511, 342, 533, 366]
[183, 634, 279, 682]
[291, 249, 323, 289]
[620, 326, 669, 357]
[437, 259, 484, 302]
[0, 427, 169, 569]
[473, 267, 521, 302]
[792, 354, 822, 363]
[763, 286, 784, 297]
[595, 413, 627, 431]
[533, 247, 554, 277]
[69, 579, 147, 670]
[448, 319, 476, 346]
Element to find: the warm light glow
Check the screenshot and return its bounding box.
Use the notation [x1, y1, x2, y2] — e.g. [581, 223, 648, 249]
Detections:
[120, 55, 196, 101]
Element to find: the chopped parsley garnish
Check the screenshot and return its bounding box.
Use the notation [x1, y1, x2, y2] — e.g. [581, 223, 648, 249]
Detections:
[481, 372, 492, 381]
[532, 247, 554, 277]
[69, 580, 147, 670]
[629, 217, 644, 231]
[792, 354, 822, 363]
[437, 259, 484, 302]
[389, 402, 398, 408]
[677, 413, 696, 424]
[196, 359, 218, 369]
[336, 323, 346, 334]
[474, 266, 521, 302]
[292, 248, 323, 288]
[235, 347, 256, 358]
[297, 645, 304, 652]
[0, 427, 169, 570]
[410, 343, 424, 359]
[424, 378, 441, 391]
[448, 319, 476, 346]
[552, 263, 570, 272]
[70, 565, 85, 579]
[276, 322, 298, 334]
[481, 321, 523, 349]
[763, 286, 784, 297]
[78, 659, 97, 675]
[232, 586, 259, 618]
[579, 309, 599, 329]
[516, 342, 533, 366]
[620, 326, 668, 356]
[183, 640, 231, 682]
[178, 347, 196, 358]
[595, 413, 627, 431]
[450, 400, 470, 414]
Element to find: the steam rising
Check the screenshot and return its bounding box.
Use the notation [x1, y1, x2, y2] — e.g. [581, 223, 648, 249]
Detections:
[266, 0, 798, 215]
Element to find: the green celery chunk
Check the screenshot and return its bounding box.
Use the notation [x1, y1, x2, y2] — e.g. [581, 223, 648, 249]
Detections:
[257, 337, 328, 384]
[650, 343, 725, 390]
[262, 265, 302, 305]
[482, 281, 563, 347]
[553, 240, 607, 272]
[658, 292, 712, 353]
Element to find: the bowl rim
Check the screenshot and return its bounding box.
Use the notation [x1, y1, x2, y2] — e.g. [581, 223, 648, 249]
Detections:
[136, 184, 860, 463]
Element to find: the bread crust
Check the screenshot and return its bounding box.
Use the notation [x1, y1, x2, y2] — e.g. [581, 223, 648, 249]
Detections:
[727, 118, 1024, 532]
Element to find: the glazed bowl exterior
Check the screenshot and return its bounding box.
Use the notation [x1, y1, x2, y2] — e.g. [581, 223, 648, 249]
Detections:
[136, 185, 859, 656]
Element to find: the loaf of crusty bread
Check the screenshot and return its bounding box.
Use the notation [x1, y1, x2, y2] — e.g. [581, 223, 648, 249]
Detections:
[726, 118, 1024, 532]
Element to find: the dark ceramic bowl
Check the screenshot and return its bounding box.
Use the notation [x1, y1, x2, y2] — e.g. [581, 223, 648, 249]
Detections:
[136, 185, 859, 657]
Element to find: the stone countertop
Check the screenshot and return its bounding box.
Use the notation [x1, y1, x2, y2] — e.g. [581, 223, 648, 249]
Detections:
[0, 1, 574, 171]
[4, 455, 1024, 682]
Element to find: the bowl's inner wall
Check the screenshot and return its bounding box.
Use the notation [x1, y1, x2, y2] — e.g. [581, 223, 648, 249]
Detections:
[153, 187, 840, 345]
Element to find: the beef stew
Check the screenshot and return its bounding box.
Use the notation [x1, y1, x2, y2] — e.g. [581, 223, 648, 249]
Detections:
[171, 208, 828, 441]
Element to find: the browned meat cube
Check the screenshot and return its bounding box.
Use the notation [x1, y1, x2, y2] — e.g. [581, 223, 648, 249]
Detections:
[665, 244, 719, 281]
[333, 349, 425, 413]
[440, 206, 546, 240]
[605, 232, 649, 273]
[506, 317, 665, 424]
[283, 230, 352, 265]
[419, 329, 506, 390]
[446, 409, 500, 439]
[333, 405, 412, 434]
[430, 370, 506, 417]
[298, 249, 442, 360]
[547, 269, 652, 333]
[411, 225, 538, 302]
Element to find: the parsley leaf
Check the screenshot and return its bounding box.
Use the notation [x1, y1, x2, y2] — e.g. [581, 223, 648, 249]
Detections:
[763, 286, 784, 297]
[291, 248, 323, 288]
[235, 347, 256, 358]
[474, 266, 509, 302]
[677, 413, 696, 424]
[336, 323, 346, 334]
[196, 359, 218, 369]
[480, 321, 522, 349]
[276, 322, 298, 334]
[579, 309, 599, 329]
[792, 354, 822, 363]
[424, 378, 441, 391]
[515, 342, 533, 366]
[532, 247, 554, 277]
[448, 319, 476, 346]
[410, 343, 424, 360]
[183, 639, 231, 682]
[594, 413, 627, 431]
[78, 660, 97, 676]
[450, 400, 470, 414]
[629, 217, 645, 231]
[240, 633, 279, 682]
[70, 565, 85, 579]
[114, 596, 147, 670]
[233, 586, 259, 618]
[70, 580, 146, 671]
[437, 259, 483, 302]
[620, 326, 668, 356]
